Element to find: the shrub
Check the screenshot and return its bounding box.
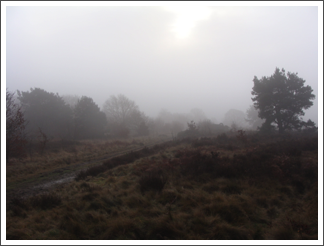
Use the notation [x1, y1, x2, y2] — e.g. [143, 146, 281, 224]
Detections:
[177, 121, 199, 139]
[139, 170, 167, 193]
[179, 149, 218, 176]
[30, 192, 62, 210]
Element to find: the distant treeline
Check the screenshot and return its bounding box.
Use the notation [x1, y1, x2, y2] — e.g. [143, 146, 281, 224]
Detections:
[6, 67, 317, 159]
[7, 88, 239, 143]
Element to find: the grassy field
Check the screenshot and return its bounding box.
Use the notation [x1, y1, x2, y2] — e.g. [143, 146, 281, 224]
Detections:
[6, 135, 170, 199]
[6, 132, 319, 240]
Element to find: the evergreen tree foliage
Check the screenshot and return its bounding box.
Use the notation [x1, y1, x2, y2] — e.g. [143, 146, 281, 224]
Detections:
[17, 88, 73, 139]
[251, 68, 315, 133]
[73, 96, 107, 139]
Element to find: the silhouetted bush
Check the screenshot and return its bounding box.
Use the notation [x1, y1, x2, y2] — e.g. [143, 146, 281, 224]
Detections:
[139, 170, 166, 193]
[179, 149, 218, 176]
[30, 192, 61, 210]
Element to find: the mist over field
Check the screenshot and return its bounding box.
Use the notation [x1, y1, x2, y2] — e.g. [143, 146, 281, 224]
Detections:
[3, 2, 323, 242]
[4, 2, 320, 125]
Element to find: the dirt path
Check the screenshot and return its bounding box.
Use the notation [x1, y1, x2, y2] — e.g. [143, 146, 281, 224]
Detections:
[6, 139, 171, 201]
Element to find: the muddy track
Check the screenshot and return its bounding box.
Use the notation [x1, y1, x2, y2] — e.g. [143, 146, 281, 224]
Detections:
[6, 139, 172, 201]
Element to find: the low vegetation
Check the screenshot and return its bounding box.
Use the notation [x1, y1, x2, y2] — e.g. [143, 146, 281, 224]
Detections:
[6, 136, 168, 185]
[6, 132, 318, 240]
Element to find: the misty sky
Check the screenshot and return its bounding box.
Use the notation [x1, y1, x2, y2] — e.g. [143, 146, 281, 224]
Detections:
[3, 2, 321, 125]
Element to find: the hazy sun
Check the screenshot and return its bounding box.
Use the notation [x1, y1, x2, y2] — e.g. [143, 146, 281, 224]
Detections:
[164, 6, 213, 39]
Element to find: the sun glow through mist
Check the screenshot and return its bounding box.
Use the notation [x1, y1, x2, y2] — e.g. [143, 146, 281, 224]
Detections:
[165, 6, 213, 39]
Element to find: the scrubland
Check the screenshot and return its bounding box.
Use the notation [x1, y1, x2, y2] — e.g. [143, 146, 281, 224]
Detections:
[6, 131, 318, 240]
[6, 136, 168, 196]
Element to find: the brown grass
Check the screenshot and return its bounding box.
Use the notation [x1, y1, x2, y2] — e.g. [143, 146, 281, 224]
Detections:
[7, 136, 168, 185]
[6, 133, 318, 240]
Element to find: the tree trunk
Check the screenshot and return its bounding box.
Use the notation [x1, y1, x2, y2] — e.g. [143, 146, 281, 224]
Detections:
[276, 109, 284, 134]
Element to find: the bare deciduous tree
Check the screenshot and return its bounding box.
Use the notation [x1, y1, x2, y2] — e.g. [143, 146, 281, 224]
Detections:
[6, 89, 27, 160]
[103, 94, 139, 126]
[103, 94, 147, 137]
